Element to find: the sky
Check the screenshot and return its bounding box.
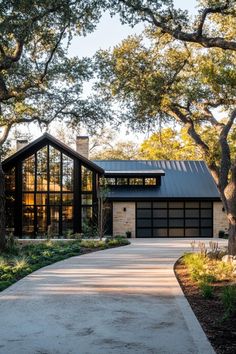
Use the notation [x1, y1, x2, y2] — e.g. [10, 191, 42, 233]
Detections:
[13, 0, 198, 147]
[69, 0, 197, 59]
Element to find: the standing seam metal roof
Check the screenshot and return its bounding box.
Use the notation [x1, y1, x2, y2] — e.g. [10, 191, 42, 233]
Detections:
[93, 160, 220, 199]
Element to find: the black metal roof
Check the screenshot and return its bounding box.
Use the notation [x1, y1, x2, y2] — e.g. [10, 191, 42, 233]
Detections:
[3, 133, 104, 173]
[93, 160, 220, 200]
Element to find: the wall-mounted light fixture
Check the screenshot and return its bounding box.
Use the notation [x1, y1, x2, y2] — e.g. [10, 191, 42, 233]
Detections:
[123, 207, 126, 212]
[222, 207, 225, 212]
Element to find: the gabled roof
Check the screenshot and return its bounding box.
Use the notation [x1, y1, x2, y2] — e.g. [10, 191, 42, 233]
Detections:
[3, 133, 104, 173]
[93, 160, 220, 200]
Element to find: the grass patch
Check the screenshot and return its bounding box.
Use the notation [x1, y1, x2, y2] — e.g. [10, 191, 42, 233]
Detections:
[0, 237, 129, 292]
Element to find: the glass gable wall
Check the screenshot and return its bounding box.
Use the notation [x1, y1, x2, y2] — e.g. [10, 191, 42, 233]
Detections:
[4, 142, 99, 238]
[21, 145, 74, 237]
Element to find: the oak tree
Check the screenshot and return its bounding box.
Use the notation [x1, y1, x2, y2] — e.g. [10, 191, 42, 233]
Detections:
[0, 0, 108, 249]
[94, 32, 236, 254]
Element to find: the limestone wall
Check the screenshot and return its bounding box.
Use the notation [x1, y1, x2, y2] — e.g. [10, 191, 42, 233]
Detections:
[113, 202, 136, 238]
[213, 201, 228, 237]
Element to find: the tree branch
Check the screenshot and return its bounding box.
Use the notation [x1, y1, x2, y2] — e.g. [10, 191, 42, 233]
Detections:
[121, 0, 236, 51]
[218, 108, 236, 190]
[40, 26, 68, 82]
[168, 104, 220, 185]
[196, 1, 230, 37]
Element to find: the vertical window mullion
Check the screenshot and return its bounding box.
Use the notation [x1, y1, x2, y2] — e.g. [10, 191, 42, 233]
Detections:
[59, 152, 63, 235]
[34, 152, 37, 237]
[47, 145, 50, 228]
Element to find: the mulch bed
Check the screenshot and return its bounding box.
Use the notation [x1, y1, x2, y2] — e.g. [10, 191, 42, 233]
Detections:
[174, 259, 236, 354]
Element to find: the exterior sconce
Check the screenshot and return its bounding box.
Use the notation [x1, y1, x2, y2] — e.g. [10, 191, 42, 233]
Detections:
[123, 207, 126, 212]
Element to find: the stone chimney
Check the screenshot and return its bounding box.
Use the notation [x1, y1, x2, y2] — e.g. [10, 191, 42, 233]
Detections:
[16, 139, 28, 151]
[76, 136, 89, 159]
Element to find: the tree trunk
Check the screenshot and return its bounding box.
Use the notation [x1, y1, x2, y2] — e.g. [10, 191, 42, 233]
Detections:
[224, 163, 236, 255]
[228, 219, 236, 255]
[0, 156, 6, 251]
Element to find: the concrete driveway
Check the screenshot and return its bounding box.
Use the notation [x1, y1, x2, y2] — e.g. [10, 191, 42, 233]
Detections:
[0, 238, 226, 354]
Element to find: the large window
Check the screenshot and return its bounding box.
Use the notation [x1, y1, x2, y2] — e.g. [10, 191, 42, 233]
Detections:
[81, 165, 93, 230]
[22, 145, 74, 237]
[5, 167, 16, 231]
[101, 176, 159, 186]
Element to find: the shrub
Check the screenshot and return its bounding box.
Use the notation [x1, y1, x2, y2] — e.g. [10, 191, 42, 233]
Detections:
[182, 253, 206, 281]
[214, 261, 234, 281]
[218, 230, 225, 238]
[183, 252, 234, 284]
[199, 282, 214, 299]
[13, 256, 29, 271]
[221, 286, 236, 318]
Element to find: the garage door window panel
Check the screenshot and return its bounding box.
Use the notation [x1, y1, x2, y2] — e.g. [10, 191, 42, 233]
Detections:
[136, 219, 152, 227]
[169, 209, 184, 218]
[153, 229, 168, 237]
[137, 209, 152, 218]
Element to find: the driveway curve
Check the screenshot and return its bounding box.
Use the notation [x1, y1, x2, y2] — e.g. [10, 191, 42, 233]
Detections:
[0, 238, 225, 354]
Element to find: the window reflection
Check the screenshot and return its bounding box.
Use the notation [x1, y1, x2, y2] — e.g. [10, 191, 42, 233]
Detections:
[5, 168, 16, 230]
[145, 178, 156, 185]
[129, 178, 143, 185]
[62, 154, 73, 191]
[49, 193, 61, 205]
[62, 193, 73, 205]
[37, 147, 47, 191]
[82, 194, 93, 205]
[36, 206, 47, 236]
[5, 168, 15, 191]
[82, 166, 93, 191]
[117, 178, 128, 185]
[23, 206, 35, 235]
[49, 147, 61, 191]
[62, 206, 73, 234]
[82, 206, 93, 229]
[23, 155, 35, 191]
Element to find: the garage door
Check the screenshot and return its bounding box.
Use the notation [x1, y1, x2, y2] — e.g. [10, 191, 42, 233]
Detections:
[136, 201, 213, 238]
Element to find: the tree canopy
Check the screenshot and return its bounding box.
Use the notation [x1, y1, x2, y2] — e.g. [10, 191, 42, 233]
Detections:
[94, 28, 236, 253]
[0, 0, 109, 249]
[0, 0, 109, 148]
[109, 0, 236, 51]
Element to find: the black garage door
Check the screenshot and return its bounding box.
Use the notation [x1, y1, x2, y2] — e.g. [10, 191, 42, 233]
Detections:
[136, 201, 213, 238]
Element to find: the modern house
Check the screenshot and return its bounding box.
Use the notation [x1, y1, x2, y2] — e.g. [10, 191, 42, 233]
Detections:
[2, 133, 228, 238]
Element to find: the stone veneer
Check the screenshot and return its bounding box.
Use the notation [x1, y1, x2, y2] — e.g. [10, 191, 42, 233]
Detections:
[113, 202, 136, 238]
[213, 201, 228, 237]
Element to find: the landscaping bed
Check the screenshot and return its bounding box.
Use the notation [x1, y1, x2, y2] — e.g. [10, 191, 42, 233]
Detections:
[0, 237, 130, 292]
[175, 247, 236, 354]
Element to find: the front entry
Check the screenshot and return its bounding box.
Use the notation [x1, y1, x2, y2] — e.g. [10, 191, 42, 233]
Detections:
[136, 201, 213, 238]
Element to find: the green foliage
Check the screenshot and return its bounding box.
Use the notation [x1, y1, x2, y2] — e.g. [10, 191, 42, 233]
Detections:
[182, 252, 233, 284]
[214, 261, 234, 281]
[91, 140, 139, 160]
[0, 238, 129, 292]
[82, 220, 99, 239]
[94, 30, 236, 168]
[220, 286, 236, 319]
[0, 0, 111, 143]
[199, 283, 214, 299]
